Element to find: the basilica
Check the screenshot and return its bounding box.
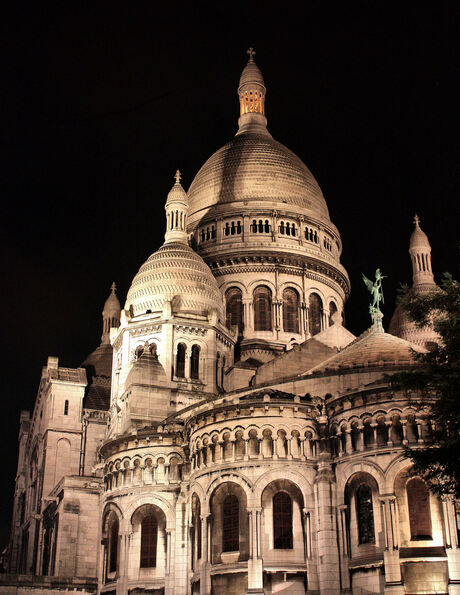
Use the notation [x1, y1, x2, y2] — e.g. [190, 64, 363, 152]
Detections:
[4, 51, 459, 595]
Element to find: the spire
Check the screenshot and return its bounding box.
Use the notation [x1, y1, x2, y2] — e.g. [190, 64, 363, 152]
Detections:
[409, 215, 435, 289]
[164, 170, 188, 244]
[236, 48, 270, 136]
[102, 282, 121, 343]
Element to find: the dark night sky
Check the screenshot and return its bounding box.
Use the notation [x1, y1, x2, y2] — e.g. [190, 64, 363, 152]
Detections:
[1, 3, 458, 546]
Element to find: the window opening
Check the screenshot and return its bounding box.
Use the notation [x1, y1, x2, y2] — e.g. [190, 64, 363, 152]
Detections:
[273, 492, 293, 549]
[222, 495, 239, 552]
[356, 484, 375, 544]
[176, 343, 186, 378]
[140, 515, 158, 568]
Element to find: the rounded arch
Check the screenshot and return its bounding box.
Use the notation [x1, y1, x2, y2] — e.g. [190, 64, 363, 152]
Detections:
[247, 278, 276, 294]
[219, 279, 248, 297]
[253, 468, 313, 506]
[124, 494, 175, 530]
[337, 462, 385, 502]
[205, 471, 253, 500]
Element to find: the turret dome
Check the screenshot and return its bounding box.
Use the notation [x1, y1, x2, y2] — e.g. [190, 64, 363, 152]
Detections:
[125, 173, 224, 319]
[125, 242, 224, 318]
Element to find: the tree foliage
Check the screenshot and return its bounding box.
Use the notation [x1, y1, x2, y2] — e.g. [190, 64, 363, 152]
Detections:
[391, 273, 460, 498]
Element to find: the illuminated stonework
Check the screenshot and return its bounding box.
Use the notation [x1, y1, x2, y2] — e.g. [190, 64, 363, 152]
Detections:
[6, 52, 458, 595]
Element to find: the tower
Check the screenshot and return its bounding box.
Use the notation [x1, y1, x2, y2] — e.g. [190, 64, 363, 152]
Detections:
[389, 215, 439, 348]
[187, 50, 350, 363]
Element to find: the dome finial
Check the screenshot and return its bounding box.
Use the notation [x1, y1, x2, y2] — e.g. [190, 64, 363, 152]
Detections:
[414, 213, 420, 227]
[111, 281, 117, 295]
[247, 47, 256, 63]
[175, 169, 181, 184]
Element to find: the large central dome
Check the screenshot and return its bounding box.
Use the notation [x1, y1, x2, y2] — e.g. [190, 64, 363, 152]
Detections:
[187, 52, 332, 230]
[187, 132, 330, 226]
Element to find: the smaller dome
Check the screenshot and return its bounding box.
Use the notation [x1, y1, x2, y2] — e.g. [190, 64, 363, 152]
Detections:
[126, 242, 223, 318]
[410, 215, 431, 249]
[81, 343, 113, 378]
[126, 343, 166, 388]
[103, 282, 121, 315]
[239, 60, 265, 89]
[166, 170, 187, 206]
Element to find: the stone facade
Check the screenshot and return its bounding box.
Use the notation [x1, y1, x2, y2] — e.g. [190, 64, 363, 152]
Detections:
[5, 52, 460, 595]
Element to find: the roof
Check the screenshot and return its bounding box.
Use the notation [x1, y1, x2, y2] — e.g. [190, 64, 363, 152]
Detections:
[81, 342, 113, 378]
[125, 241, 223, 318]
[84, 376, 111, 410]
[307, 325, 426, 374]
[187, 132, 330, 226]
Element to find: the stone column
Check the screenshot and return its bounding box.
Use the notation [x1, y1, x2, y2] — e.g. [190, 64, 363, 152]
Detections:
[247, 508, 263, 594]
[401, 420, 408, 445]
[442, 499, 460, 592]
[337, 505, 350, 591]
[314, 458, 340, 593]
[200, 514, 211, 595]
[243, 298, 253, 333]
[117, 528, 131, 595]
[380, 496, 403, 592]
[345, 429, 352, 454]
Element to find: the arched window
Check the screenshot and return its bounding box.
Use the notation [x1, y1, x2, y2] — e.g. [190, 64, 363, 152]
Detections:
[273, 492, 293, 549]
[283, 288, 300, 333]
[108, 517, 119, 573]
[140, 515, 158, 568]
[190, 345, 200, 380]
[356, 484, 375, 544]
[225, 287, 243, 332]
[64, 400, 69, 415]
[329, 301, 338, 326]
[176, 343, 186, 378]
[222, 495, 239, 552]
[308, 293, 322, 336]
[407, 478, 432, 540]
[254, 286, 272, 331]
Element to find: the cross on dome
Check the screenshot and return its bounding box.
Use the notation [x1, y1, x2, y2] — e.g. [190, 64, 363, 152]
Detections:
[175, 169, 181, 184]
[247, 47, 256, 63]
[414, 214, 420, 226]
[110, 281, 117, 294]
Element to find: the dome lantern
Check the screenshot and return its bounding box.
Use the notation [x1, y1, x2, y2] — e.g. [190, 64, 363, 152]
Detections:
[164, 170, 188, 244]
[237, 48, 269, 136]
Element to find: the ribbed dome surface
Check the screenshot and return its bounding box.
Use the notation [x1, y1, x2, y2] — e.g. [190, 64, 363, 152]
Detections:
[410, 224, 430, 249]
[239, 61, 264, 88]
[187, 132, 330, 225]
[125, 242, 223, 317]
